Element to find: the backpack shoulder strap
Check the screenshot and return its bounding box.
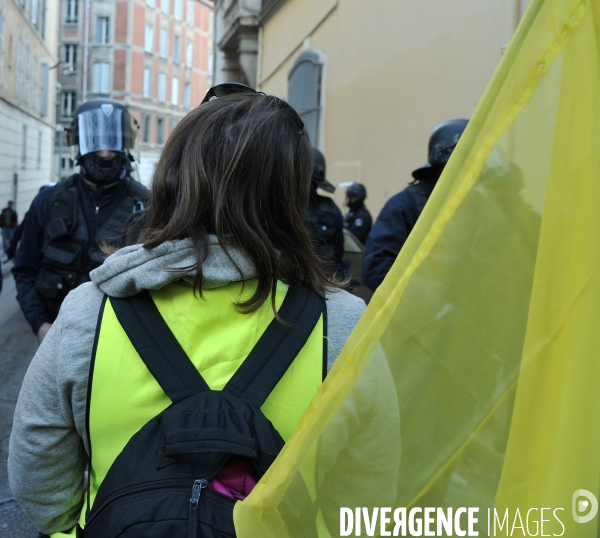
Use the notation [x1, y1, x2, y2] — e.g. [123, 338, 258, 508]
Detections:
[110, 291, 210, 403]
[224, 286, 324, 408]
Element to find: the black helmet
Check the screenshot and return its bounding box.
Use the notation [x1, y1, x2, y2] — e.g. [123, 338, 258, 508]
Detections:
[345, 183, 367, 201]
[311, 148, 335, 193]
[412, 119, 468, 181]
[67, 99, 139, 162]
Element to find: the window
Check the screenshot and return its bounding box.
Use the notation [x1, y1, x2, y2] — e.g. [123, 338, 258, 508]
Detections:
[186, 0, 194, 26]
[143, 68, 152, 98]
[158, 72, 166, 102]
[288, 50, 324, 147]
[32, 52, 37, 111]
[142, 115, 151, 143]
[146, 0, 155, 7]
[0, 9, 4, 89]
[37, 131, 42, 168]
[174, 0, 182, 20]
[96, 17, 109, 44]
[61, 91, 76, 116]
[173, 36, 180, 63]
[156, 117, 164, 144]
[24, 43, 30, 107]
[66, 0, 78, 23]
[207, 53, 213, 77]
[185, 42, 192, 67]
[30, 0, 38, 24]
[92, 62, 110, 94]
[40, 62, 49, 116]
[184, 82, 191, 109]
[17, 31, 22, 101]
[171, 77, 179, 106]
[64, 44, 77, 71]
[159, 29, 168, 58]
[161, 0, 169, 14]
[22, 125, 27, 167]
[145, 25, 153, 53]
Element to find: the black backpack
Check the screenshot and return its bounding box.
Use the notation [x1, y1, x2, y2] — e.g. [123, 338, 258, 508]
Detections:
[79, 286, 324, 538]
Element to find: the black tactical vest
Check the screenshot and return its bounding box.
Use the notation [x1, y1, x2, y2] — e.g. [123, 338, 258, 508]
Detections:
[35, 175, 147, 320]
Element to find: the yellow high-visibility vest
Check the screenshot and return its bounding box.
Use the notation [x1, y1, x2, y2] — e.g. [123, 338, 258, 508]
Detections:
[50, 280, 324, 538]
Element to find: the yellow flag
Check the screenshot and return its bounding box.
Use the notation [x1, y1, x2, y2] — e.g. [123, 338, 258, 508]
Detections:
[234, 0, 600, 536]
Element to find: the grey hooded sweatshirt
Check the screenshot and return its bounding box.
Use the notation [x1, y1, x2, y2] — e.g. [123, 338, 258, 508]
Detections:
[8, 238, 367, 534]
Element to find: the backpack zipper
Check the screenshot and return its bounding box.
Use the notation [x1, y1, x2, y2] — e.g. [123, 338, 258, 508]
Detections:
[189, 479, 208, 538]
[86, 479, 196, 528]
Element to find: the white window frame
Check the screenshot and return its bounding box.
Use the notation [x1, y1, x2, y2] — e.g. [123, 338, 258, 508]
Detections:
[158, 72, 166, 102]
[96, 16, 109, 45]
[186, 0, 194, 26]
[146, 0, 155, 7]
[92, 62, 110, 94]
[156, 117, 164, 144]
[64, 44, 77, 71]
[174, 0, 182, 20]
[184, 82, 191, 109]
[185, 41, 192, 67]
[145, 25, 154, 53]
[61, 91, 76, 116]
[143, 68, 152, 98]
[159, 28, 168, 58]
[171, 77, 179, 106]
[66, 0, 78, 23]
[173, 35, 180, 63]
[161, 0, 169, 15]
[142, 115, 151, 143]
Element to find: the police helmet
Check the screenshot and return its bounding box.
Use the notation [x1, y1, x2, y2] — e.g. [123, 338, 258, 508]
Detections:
[412, 119, 468, 181]
[67, 99, 139, 162]
[311, 148, 336, 193]
[345, 183, 367, 202]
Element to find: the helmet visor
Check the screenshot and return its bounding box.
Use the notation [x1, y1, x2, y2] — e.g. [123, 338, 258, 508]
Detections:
[76, 106, 136, 157]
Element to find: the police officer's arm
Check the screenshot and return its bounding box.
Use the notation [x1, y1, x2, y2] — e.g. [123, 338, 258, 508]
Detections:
[361, 192, 415, 291]
[12, 190, 53, 335]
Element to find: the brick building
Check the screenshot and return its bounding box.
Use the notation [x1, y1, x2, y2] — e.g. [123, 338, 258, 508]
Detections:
[56, 0, 213, 186]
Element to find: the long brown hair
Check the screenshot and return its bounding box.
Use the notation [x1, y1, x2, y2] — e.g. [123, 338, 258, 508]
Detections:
[141, 92, 342, 314]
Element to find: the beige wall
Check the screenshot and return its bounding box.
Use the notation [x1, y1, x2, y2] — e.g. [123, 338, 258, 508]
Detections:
[258, 0, 530, 218]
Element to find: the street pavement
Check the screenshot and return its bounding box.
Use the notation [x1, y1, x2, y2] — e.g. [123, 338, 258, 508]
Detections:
[0, 259, 40, 537]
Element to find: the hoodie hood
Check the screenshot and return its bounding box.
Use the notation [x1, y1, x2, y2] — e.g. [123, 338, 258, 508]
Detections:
[90, 237, 257, 298]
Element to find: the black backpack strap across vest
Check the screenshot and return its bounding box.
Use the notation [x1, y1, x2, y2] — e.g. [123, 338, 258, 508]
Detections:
[110, 286, 324, 406]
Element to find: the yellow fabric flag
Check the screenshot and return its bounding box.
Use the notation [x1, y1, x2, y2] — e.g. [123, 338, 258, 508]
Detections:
[234, 0, 600, 536]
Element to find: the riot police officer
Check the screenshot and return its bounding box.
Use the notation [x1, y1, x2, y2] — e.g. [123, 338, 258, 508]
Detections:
[13, 99, 148, 343]
[343, 183, 372, 245]
[361, 119, 468, 291]
[305, 148, 344, 276]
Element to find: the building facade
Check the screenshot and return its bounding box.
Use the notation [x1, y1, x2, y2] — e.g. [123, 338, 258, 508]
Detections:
[56, 0, 213, 186]
[0, 0, 59, 218]
[214, 0, 531, 217]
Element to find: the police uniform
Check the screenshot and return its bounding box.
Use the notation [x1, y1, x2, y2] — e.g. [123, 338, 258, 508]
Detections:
[12, 174, 147, 334]
[343, 201, 372, 245]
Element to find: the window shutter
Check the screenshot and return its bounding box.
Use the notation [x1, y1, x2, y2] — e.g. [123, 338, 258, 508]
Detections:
[288, 51, 323, 147]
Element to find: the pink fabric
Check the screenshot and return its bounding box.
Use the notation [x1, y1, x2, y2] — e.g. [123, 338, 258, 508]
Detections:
[208, 457, 258, 501]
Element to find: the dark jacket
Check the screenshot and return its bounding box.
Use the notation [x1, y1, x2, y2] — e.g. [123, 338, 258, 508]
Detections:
[343, 201, 372, 245]
[0, 207, 18, 229]
[12, 174, 147, 334]
[306, 192, 345, 276]
[361, 181, 432, 291]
